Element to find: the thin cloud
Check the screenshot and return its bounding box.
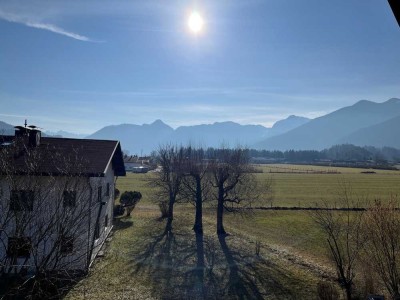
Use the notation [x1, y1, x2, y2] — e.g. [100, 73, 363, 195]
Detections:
[0, 10, 94, 42]
[24, 21, 92, 42]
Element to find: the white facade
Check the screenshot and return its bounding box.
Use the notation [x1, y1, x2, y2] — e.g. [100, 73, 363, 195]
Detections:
[124, 162, 149, 173]
[0, 164, 116, 274]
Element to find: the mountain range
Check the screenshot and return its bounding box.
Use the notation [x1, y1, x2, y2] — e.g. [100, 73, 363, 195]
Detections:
[44, 130, 87, 139]
[256, 98, 400, 150]
[86, 115, 310, 154]
[1, 98, 399, 154]
[0, 121, 15, 135]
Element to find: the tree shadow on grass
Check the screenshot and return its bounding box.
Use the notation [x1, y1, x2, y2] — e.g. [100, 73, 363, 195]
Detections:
[217, 234, 297, 299]
[130, 230, 194, 298]
[129, 220, 312, 299]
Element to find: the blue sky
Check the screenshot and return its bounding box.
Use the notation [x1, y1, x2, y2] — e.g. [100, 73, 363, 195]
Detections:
[1, 0, 399, 134]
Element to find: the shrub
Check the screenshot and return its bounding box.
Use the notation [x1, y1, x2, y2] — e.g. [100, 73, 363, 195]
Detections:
[114, 188, 120, 200]
[113, 204, 125, 216]
[120, 191, 142, 216]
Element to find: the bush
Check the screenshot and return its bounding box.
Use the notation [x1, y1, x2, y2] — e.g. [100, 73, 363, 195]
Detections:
[120, 191, 142, 216]
[114, 188, 120, 199]
[113, 204, 125, 216]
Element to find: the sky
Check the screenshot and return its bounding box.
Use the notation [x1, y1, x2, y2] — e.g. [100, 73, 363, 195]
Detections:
[0, 0, 399, 134]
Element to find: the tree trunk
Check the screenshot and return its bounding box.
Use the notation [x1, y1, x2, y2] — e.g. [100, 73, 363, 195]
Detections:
[344, 283, 352, 300]
[193, 175, 203, 234]
[217, 185, 226, 235]
[165, 195, 175, 233]
[392, 291, 400, 300]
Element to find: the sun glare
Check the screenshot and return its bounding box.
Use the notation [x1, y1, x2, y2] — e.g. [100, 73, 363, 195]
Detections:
[188, 11, 204, 34]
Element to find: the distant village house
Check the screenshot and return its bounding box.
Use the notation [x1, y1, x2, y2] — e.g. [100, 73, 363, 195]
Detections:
[124, 155, 151, 173]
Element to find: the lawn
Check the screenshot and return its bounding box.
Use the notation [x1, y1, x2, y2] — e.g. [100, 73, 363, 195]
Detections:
[65, 165, 400, 299]
[117, 166, 400, 208]
[257, 164, 400, 207]
[66, 208, 322, 300]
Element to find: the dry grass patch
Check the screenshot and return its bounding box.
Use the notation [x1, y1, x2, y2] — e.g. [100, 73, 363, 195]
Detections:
[66, 205, 322, 299]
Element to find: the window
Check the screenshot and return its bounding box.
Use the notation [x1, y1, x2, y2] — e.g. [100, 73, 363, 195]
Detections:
[105, 214, 109, 228]
[10, 190, 34, 211]
[94, 223, 100, 239]
[97, 186, 102, 202]
[60, 236, 74, 254]
[7, 237, 31, 258]
[63, 191, 76, 207]
[106, 183, 110, 197]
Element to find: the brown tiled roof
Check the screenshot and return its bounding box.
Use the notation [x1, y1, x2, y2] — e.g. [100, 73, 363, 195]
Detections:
[0, 136, 126, 177]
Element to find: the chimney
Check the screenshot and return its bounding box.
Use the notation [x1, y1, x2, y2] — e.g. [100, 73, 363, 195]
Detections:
[14, 125, 41, 147]
[29, 129, 41, 147]
[14, 126, 30, 145]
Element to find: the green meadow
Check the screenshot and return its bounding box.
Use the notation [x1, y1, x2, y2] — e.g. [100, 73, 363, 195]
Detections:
[117, 164, 400, 207]
[66, 165, 400, 299]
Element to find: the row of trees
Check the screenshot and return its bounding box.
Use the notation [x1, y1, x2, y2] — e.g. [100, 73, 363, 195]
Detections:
[249, 144, 400, 163]
[313, 190, 400, 300]
[150, 146, 268, 235]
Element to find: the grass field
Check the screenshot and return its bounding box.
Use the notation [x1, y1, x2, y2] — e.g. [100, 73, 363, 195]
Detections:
[66, 209, 322, 299]
[117, 164, 400, 207]
[260, 164, 400, 174]
[65, 164, 399, 299]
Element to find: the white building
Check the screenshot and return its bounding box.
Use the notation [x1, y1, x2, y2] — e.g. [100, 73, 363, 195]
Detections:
[0, 126, 125, 275]
[124, 156, 150, 173]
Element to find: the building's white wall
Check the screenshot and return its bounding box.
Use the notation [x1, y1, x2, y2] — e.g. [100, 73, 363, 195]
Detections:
[88, 164, 115, 262]
[0, 166, 117, 273]
[0, 175, 92, 272]
[125, 162, 148, 173]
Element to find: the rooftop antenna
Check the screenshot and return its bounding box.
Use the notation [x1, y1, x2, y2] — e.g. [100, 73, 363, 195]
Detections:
[24, 119, 27, 128]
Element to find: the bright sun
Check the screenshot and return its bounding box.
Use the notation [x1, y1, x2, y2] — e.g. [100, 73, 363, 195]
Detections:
[188, 11, 204, 34]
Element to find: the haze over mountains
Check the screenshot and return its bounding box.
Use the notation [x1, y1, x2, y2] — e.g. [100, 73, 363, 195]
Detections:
[256, 98, 400, 151]
[338, 115, 400, 149]
[44, 130, 87, 139]
[86, 115, 310, 154]
[0, 121, 15, 136]
[1, 98, 399, 154]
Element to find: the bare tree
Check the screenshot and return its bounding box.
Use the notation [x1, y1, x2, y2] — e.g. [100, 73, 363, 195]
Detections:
[312, 185, 365, 300]
[208, 148, 261, 235]
[363, 198, 400, 299]
[180, 147, 210, 234]
[149, 145, 185, 234]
